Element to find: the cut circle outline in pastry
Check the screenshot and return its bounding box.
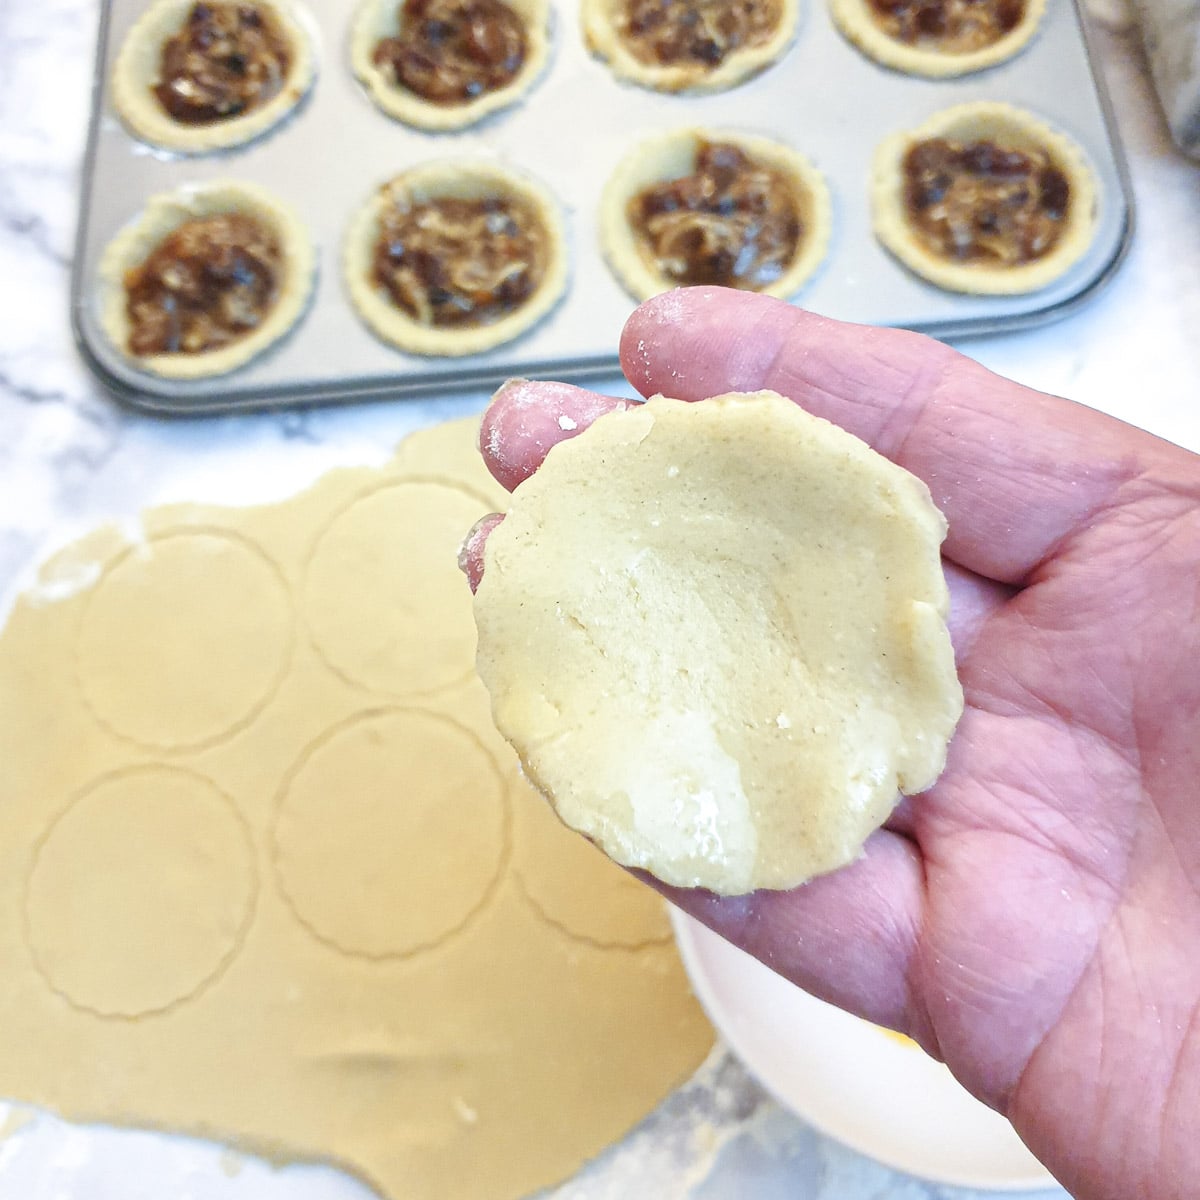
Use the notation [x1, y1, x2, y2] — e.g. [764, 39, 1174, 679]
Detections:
[99, 180, 316, 379]
[302, 477, 498, 696]
[24, 765, 257, 1019]
[582, 0, 799, 94]
[350, 0, 550, 130]
[871, 101, 1099, 296]
[830, 0, 1044, 76]
[271, 707, 510, 959]
[111, 0, 317, 153]
[343, 161, 568, 357]
[508, 768, 674, 950]
[74, 527, 295, 751]
[601, 128, 831, 302]
[473, 390, 964, 896]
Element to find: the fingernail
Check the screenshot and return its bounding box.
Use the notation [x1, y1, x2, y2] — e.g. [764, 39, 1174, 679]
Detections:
[457, 513, 503, 593]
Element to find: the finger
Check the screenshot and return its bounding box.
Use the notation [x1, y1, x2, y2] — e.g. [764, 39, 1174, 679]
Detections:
[459, 513, 503, 594]
[480, 379, 634, 492]
[652, 829, 932, 1042]
[945, 560, 1013, 661]
[884, 562, 1008, 843]
[620, 290, 1142, 586]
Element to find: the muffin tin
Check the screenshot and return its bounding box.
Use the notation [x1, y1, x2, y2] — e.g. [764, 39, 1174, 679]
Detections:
[71, 0, 1133, 414]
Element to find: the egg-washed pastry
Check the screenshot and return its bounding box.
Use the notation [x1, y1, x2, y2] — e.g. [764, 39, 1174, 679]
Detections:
[344, 161, 567, 356]
[99, 181, 314, 378]
[111, 0, 315, 152]
[351, 0, 549, 130]
[583, 0, 798, 93]
[872, 102, 1099, 295]
[473, 391, 963, 896]
[601, 129, 831, 301]
[830, 0, 1044, 76]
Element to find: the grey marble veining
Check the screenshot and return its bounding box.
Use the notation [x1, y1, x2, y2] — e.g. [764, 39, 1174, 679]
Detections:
[0, 0, 1198, 1195]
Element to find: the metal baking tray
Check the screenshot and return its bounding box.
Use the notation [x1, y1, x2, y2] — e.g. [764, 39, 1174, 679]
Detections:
[71, 0, 1134, 415]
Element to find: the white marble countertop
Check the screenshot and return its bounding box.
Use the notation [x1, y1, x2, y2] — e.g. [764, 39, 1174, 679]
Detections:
[0, 0, 1198, 1195]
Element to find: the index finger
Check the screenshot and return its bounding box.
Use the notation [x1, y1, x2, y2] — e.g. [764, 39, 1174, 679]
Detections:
[479, 380, 634, 492]
[621, 289, 1145, 586]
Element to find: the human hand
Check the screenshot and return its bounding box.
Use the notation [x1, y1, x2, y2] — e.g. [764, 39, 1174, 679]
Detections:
[462, 288, 1200, 1200]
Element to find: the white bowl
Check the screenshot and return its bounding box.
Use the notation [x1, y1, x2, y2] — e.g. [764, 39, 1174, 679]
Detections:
[671, 909, 1059, 1192]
